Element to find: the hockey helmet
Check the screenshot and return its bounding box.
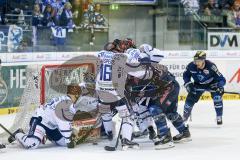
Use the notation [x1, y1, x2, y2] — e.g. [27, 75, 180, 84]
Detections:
[194, 51, 206, 61]
[123, 38, 136, 49]
[104, 42, 115, 51]
[139, 44, 153, 54]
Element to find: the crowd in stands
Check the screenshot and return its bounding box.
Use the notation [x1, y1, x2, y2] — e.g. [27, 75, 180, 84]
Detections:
[181, 0, 240, 28]
[0, 0, 106, 27]
[0, 0, 107, 51]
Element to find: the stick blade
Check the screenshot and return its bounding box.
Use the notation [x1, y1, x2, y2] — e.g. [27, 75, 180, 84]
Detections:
[104, 146, 116, 151]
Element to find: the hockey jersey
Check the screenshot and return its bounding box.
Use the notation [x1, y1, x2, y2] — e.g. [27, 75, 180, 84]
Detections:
[34, 95, 76, 143]
[183, 60, 226, 87]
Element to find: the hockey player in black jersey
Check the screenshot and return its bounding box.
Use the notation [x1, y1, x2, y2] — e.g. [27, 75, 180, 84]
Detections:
[123, 53, 191, 149]
[183, 51, 226, 125]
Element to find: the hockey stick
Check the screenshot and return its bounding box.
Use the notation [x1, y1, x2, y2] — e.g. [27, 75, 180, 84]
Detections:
[0, 123, 14, 137]
[195, 88, 240, 95]
[104, 119, 123, 151]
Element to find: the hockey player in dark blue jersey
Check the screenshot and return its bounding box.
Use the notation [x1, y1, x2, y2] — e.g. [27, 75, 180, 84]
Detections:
[183, 51, 226, 125]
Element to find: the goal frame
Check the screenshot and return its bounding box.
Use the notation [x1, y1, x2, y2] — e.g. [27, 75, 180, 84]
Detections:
[40, 63, 95, 105]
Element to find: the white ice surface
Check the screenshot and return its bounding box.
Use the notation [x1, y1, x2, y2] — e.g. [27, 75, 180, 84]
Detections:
[0, 100, 240, 160]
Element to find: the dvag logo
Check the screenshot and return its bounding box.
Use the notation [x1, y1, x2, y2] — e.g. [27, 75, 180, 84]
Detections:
[210, 34, 238, 47]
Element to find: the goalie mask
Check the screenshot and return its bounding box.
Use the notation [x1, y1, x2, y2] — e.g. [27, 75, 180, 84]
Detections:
[67, 85, 82, 96]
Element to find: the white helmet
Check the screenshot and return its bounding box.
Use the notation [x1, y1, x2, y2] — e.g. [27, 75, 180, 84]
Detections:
[139, 44, 164, 63]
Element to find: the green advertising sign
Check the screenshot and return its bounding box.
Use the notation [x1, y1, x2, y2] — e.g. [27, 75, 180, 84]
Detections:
[0, 65, 27, 108]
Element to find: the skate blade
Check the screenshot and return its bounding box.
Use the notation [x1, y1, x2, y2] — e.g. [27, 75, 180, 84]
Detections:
[174, 137, 192, 143]
[0, 146, 7, 153]
[122, 145, 140, 151]
[155, 142, 175, 150]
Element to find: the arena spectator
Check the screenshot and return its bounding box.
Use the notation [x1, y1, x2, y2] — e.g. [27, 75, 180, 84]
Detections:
[42, 4, 55, 27]
[0, 0, 7, 25]
[32, 4, 43, 46]
[71, 0, 82, 26]
[203, 0, 221, 16]
[59, 2, 75, 31]
[181, 0, 200, 15]
[226, 1, 240, 28]
[219, 0, 235, 9]
[93, 4, 106, 27]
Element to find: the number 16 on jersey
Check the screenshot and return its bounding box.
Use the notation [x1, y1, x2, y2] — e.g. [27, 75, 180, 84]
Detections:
[100, 64, 112, 81]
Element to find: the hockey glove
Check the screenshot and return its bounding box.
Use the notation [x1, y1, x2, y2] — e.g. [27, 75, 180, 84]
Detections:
[67, 134, 77, 149]
[210, 82, 224, 94]
[184, 82, 196, 94]
[67, 141, 76, 149]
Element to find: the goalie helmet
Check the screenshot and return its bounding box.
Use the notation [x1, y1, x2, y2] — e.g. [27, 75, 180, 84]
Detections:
[67, 85, 82, 96]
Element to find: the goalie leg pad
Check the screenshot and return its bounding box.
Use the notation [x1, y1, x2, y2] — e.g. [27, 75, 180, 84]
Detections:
[15, 125, 45, 149]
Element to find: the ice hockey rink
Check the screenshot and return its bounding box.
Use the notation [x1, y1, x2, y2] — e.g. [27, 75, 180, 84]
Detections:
[0, 100, 239, 160]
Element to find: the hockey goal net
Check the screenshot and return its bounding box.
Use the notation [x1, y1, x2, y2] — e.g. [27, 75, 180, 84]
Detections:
[0, 63, 95, 144]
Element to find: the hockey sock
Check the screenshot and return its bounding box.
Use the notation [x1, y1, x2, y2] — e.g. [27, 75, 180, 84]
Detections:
[169, 113, 186, 133]
[214, 104, 223, 117]
[183, 103, 194, 121]
[213, 95, 223, 117]
[121, 122, 133, 141]
[102, 113, 113, 133]
[154, 114, 169, 137]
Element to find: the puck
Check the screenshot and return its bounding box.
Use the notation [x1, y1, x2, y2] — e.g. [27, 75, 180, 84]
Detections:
[92, 142, 98, 145]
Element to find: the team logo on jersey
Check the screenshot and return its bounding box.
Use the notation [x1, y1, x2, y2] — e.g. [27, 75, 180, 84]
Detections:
[197, 75, 205, 81]
[203, 69, 209, 75]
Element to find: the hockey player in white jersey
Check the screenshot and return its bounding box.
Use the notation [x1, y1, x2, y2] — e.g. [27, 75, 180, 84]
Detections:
[96, 39, 140, 150]
[120, 41, 157, 141]
[8, 85, 82, 149]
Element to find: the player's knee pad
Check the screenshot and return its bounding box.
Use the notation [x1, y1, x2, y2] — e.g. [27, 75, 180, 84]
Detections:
[98, 103, 111, 114]
[186, 92, 201, 104]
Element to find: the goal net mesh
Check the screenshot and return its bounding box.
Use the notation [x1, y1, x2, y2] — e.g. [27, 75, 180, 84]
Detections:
[0, 63, 94, 144]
